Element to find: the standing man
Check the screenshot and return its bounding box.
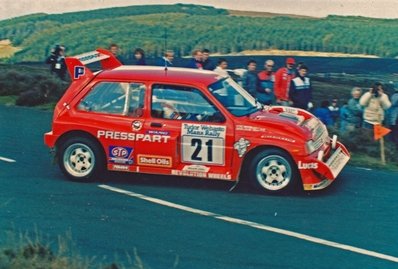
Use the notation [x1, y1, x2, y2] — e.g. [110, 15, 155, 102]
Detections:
[45, 44, 67, 81]
[109, 43, 124, 64]
[359, 82, 391, 128]
[158, 50, 175, 68]
[257, 59, 275, 105]
[242, 60, 259, 98]
[274, 57, 296, 106]
[289, 64, 312, 110]
[202, 49, 216, 70]
[214, 58, 229, 77]
[186, 49, 203, 69]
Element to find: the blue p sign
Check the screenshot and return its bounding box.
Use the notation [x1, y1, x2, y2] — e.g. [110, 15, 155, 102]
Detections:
[74, 66, 85, 79]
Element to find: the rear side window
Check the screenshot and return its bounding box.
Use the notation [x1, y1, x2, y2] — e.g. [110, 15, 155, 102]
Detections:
[77, 82, 145, 116]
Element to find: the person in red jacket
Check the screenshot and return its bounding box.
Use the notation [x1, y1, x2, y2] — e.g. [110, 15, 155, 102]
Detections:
[274, 57, 296, 106]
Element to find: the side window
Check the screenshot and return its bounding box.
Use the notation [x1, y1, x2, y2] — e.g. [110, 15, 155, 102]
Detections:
[78, 82, 145, 116]
[151, 84, 225, 122]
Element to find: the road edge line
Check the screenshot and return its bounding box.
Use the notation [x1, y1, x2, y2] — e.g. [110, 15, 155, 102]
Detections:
[98, 184, 398, 264]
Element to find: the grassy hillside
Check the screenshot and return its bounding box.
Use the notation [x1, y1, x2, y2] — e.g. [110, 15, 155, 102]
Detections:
[1, 4, 398, 62]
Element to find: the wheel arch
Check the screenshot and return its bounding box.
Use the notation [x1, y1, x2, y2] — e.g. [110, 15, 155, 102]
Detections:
[55, 130, 106, 159]
[239, 145, 298, 181]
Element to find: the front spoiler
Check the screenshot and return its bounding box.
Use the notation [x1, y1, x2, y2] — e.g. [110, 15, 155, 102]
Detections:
[299, 141, 350, 191]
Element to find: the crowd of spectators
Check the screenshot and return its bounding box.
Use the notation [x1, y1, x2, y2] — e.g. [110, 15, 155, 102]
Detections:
[45, 43, 398, 148]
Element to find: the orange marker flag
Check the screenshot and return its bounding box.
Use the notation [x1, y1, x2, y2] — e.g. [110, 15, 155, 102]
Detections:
[374, 124, 391, 140]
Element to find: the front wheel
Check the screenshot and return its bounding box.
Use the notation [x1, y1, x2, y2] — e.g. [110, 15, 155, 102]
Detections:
[247, 148, 300, 193]
[58, 137, 105, 182]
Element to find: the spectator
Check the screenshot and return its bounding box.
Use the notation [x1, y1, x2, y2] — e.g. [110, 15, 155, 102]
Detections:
[214, 58, 229, 77]
[241, 59, 259, 98]
[328, 99, 340, 126]
[274, 57, 296, 106]
[133, 48, 146, 65]
[388, 85, 398, 148]
[344, 87, 363, 132]
[257, 59, 275, 105]
[359, 82, 391, 128]
[339, 101, 350, 133]
[186, 49, 203, 69]
[158, 50, 174, 68]
[289, 64, 312, 110]
[202, 49, 216, 70]
[45, 44, 67, 81]
[314, 100, 333, 126]
[109, 43, 125, 64]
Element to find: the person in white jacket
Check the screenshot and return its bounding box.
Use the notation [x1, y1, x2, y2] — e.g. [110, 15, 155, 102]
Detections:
[359, 82, 391, 128]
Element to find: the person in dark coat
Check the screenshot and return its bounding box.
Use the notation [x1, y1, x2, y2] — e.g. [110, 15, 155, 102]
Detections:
[202, 49, 216, 70]
[133, 48, 146, 65]
[242, 59, 259, 98]
[186, 49, 203, 69]
[289, 64, 312, 110]
[45, 44, 67, 81]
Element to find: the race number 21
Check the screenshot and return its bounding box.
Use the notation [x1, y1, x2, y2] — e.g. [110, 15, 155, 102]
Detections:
[182, 136, 224, 165]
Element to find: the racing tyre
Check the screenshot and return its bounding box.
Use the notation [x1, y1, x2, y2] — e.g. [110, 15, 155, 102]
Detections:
[58, 137, 105, 182]
[247, 148, 299, 194]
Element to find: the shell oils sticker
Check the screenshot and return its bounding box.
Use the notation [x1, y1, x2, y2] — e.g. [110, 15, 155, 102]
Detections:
[137, 154, 172, 168]
[108, 146, 134, 165]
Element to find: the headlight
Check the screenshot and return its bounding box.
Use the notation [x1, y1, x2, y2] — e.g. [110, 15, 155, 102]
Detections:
[306, 140, 316, 154]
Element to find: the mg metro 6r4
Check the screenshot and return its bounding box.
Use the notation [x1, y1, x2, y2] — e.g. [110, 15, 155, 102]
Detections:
[44, 49, 350, 194]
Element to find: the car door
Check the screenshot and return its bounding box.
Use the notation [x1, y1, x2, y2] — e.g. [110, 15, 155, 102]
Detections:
[74, 81, 146, 171]
[135, 83, 234, 178]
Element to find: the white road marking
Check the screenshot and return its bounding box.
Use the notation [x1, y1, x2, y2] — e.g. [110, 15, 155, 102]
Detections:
[0, 156, 16, 163]
[98, 184, 398, 264]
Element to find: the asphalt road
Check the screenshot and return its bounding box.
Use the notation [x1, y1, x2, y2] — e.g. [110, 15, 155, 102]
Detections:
[1, 104, 398, 269]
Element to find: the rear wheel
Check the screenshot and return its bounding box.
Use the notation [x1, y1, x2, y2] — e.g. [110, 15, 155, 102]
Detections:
[58, 137, 105, 182]
[247, 148, 299, 193]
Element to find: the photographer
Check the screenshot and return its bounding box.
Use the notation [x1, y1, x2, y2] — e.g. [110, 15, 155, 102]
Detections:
[359, 82, 391, 128]
[45, 45, 67, 80]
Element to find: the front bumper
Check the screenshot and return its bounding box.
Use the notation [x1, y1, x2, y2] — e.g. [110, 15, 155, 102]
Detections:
[299, 141, 350, 191]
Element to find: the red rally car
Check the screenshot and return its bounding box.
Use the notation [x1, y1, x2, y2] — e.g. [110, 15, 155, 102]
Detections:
[44, 49, 350, 193]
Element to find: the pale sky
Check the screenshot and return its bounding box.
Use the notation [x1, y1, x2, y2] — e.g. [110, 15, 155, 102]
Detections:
[0, 0, 397, 21]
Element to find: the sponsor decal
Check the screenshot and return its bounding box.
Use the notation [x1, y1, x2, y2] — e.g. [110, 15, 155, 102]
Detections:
[74, 66, 85, 79]
[234, 138, 251, 158]
[236, 125, 266, 132]
[208, 173, 232, 180]
[132, 120, 143, 131]
[171, 170, 206, 178]
[137, 155, 172, 168]
[261, 135, 296, 143]
[98, 130, 170, 143]
[146, 130, 170, 136]
[181, 124, 226, 164]
[182, 123, 226, 138]
[171, 170, 231, 180]
[112, 164, 130, 171]
[298, 161, 318, 169]
[109, 146, 134, 165]
[78, 52, 101, 62]
[182, 165, 210, 173]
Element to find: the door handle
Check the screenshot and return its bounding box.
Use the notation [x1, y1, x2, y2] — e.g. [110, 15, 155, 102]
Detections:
[150, 122, 163, 128]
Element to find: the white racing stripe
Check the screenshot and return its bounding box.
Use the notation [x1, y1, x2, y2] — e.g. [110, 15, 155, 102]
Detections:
[0, 156, 16, 163]
[98, 184, 398, 264]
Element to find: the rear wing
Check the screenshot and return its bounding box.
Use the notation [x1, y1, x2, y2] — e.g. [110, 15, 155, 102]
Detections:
[65, 48, 122, 81]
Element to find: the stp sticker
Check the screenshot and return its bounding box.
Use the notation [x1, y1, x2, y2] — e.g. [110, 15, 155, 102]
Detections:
[109, 146, 134, 165]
